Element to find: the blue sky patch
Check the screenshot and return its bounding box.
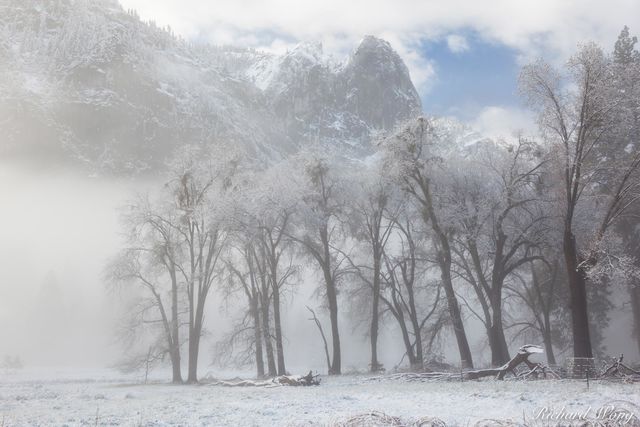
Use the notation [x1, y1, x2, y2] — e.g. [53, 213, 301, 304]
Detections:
[419, 36, 522, 120]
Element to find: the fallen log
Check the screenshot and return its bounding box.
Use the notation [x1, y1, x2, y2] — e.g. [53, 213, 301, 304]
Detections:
[464, 345, 549, 380]
[274, 370, 321, 386]
[211, 371, 321, 387]
[367, 345, 558, 382]
[600, 354, 640, 381]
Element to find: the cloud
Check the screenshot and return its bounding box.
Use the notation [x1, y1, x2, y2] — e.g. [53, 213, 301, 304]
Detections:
[471, 106, 537, 140]
[118, 0, 638, 107]
[446, 34, 469, 53]
[119, 0, 638, 58]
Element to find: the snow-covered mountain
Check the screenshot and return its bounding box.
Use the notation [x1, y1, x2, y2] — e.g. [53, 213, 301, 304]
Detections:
[0, 0, 422, 172]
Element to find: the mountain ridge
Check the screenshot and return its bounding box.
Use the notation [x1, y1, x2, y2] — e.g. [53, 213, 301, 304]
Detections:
[0, 0, 423, 173]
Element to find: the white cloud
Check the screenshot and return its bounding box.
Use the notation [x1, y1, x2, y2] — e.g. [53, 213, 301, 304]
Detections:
[119, 0, 638, 57]
[118, 0, 638, 99]
[446, 34, 469, 53]
[471, 106, 537, 140]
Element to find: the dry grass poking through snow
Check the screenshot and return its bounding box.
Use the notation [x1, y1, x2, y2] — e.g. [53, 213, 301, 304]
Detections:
[333, 411, 447, 426]
[331, 399, 640, 427]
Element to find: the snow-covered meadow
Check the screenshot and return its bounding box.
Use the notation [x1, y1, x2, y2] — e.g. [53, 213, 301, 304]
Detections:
[1, 368, 638, 426]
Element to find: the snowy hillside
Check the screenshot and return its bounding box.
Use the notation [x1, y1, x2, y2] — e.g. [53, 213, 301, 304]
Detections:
[0, 0, 422, 173]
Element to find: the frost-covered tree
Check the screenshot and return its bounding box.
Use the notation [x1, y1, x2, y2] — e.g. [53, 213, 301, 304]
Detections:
[344, 161, 397, 372]
[249, 165, 299, 376]
[166, 147, 238, 383]
[380, 117, 474, 368]
[106, 194, 184, 383]
[506, 256, 568, 365]
[220, 239, 268, 378]
[449, 138, 547, 366]
[612, 26, 640, 356]
[379, 205, 445, 370]
[520, 42, 640, 359]
[288, 150, 351, 375]
[108, 145, 238, 384]
[221, 162, 299, 377]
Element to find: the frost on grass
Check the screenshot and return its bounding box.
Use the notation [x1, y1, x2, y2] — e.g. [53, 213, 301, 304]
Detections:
[1, 369, 639, 426]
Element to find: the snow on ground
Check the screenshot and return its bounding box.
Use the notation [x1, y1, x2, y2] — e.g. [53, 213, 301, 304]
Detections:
[0, 368, 638, 426]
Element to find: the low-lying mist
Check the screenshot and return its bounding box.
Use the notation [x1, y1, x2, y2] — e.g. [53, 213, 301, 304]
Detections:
[0, 162, 413, 373]
[0, 162, 140, 367]
[0, 158, 637, 376]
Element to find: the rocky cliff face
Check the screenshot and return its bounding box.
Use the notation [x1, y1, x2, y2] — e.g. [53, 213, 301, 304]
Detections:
[244, 37, 422, 153]
[0, 0, 422, 173]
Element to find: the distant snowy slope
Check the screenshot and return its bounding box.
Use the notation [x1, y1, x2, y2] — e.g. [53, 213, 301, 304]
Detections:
[0, 0, 422, 172]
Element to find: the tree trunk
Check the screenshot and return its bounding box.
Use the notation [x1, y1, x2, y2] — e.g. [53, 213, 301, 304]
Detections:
[169, 270, 182, 383]
[390, 297, 417, 369]
[186, 326, 200, 383]
[401, 325, 418, 369]
[154, 282, 182, 384]
[409, 317, 423, 369]
[326, 274, 341, 375]
[272, 283, 286, 375]
[439, 256, 474, 368]
[169, 348, 181, 383]
[407, 290, 423, 369]
[563, 230, 593, 358]
[370, 256, 381, 372]
[260, 292, 277, 377]
[489, 291, 510, 366]
[421, 183, 474, 369]
[306, 306, 332, 373]
[542, 324, 557, 365]
[536, 262, 557, 366]
[320, 226, 341, 375]
[252, 298, 265, 378]
[488, 323, 510, 366]
[187, 299, 205, 383]
[486, 325, 499, 366]
[630, 281, 640, 357]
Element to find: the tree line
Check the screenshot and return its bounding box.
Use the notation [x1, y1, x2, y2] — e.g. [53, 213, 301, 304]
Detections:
[106, 28, 640, 383]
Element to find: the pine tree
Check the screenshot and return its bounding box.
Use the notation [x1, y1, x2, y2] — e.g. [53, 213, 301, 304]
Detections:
[612, 26, 640, 358]
[614, 26, 639, 65]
